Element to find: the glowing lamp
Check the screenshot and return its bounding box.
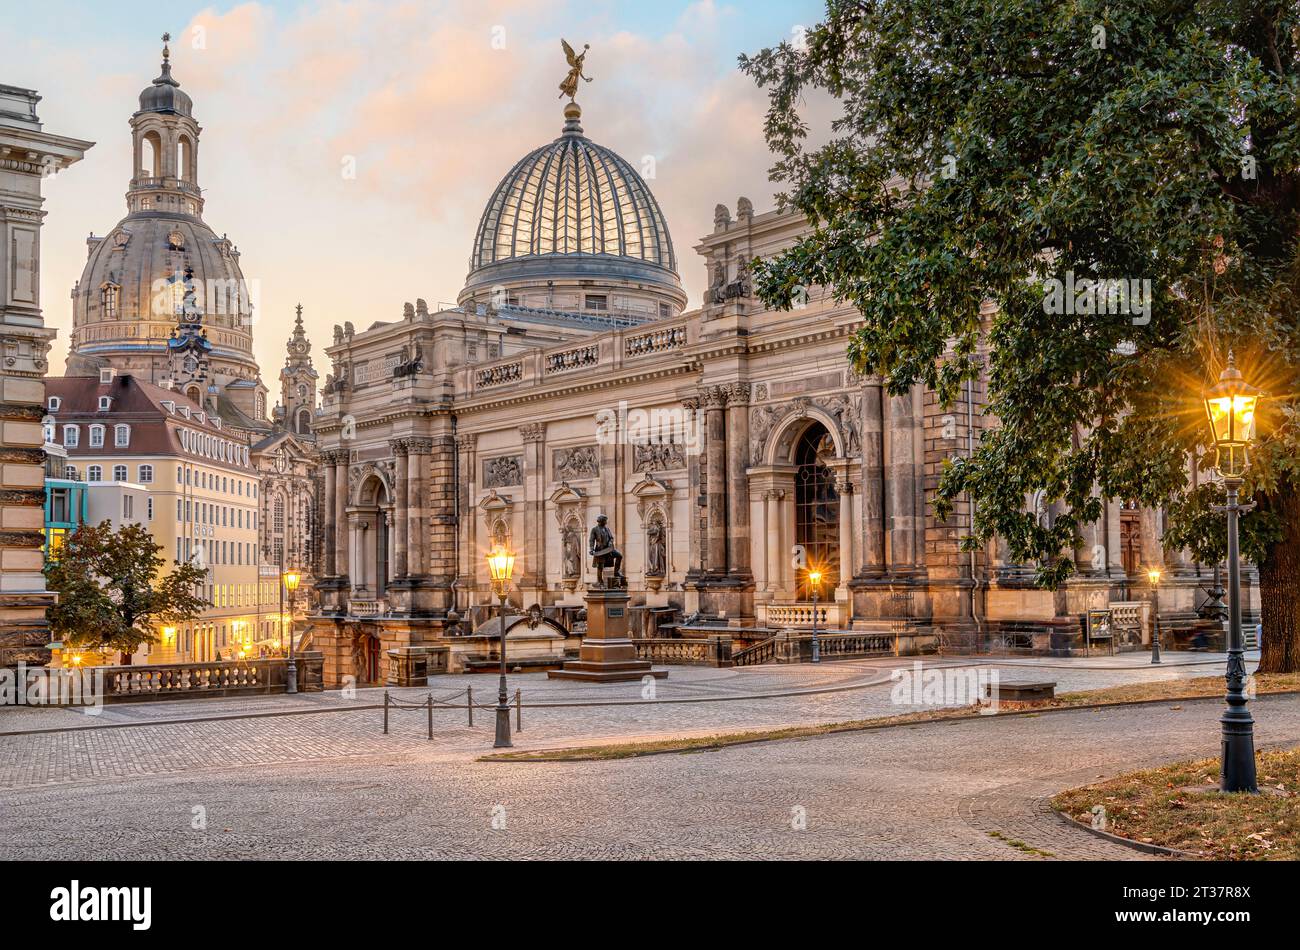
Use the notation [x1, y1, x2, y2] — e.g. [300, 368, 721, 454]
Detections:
[1203, 352, 1260, 479]
[486, 546, 516, 585]
[282, 570, 301, 593]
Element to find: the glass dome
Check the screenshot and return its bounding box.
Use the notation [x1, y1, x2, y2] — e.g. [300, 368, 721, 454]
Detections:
[466, 103, 680, 295]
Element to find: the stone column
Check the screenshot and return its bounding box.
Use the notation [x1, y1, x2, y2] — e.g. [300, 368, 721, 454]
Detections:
[764, 489, 784, 592]
[836, 477, 855, 592]
[0, 89, 90, 669]
[426, 434, 457, 583]
[703, 386, 728, 573]
[681, 396, 706, 577]
[322, 454, 337, 576]
[407, 439, 429, 577]
[724, 383, 751, 577]
[456, 434, 477, 587]
[886, 386, 920, 572]
[520, 423, 547, 588]
[334, 452, 349, 579]
[390, 439, 409, 578]
[860, 376, 886, 576]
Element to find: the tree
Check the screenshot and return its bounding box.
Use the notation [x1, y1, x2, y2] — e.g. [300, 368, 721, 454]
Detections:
[45, 521, 208, 662]
[742, 0, 1300, 671]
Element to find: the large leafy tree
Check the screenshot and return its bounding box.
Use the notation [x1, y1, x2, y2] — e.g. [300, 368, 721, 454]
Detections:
[742, 0, 1300, 672]
[46, 521, 208, 662]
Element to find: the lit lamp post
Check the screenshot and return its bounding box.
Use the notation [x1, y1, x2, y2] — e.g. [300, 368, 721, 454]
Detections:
[807, 568, 823, 663]
[1203, 352, 1260, 794]
[486, 546, 516, 749]
[1146, 567, 1162, 664]
[283, 569, 301, 694]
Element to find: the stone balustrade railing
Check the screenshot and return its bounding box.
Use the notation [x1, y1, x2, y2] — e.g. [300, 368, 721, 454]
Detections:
[97, 653, 324, 703]
[760, 602, 834, 628]
[348, 599, 386, 617]
[632, 636, 732, 667]
[545, 344, 600, 375]
[624, 324, 687, 358]
[476, 361, 524, 390]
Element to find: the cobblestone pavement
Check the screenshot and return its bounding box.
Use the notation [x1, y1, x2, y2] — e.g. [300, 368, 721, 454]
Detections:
[0, 651, 1293, 859]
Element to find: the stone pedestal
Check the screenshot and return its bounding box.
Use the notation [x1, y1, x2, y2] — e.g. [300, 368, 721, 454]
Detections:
[548, 588, 667, 682]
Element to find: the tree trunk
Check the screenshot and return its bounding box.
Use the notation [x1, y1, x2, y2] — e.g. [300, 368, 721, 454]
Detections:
[1257, 486, 1300, 674]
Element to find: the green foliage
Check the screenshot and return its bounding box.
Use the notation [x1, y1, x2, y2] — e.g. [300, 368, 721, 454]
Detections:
[45, 521, 209, 656]
[743, 0, 1300, 585]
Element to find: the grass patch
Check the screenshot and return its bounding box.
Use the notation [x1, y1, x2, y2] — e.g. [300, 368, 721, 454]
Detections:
[1052, 746, 1300, 860]
[480, 672, 1300, 763]
[987, 830, 1054, 858]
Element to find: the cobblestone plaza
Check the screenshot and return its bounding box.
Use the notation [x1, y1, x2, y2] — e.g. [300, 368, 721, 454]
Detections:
[2, 653, 1290, 860]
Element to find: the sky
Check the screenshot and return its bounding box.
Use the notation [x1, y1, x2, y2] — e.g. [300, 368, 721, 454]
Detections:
[7, 0, 828, 384]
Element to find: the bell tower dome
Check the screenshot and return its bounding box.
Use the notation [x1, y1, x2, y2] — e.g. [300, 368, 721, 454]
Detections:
[129, 33, 203, 219]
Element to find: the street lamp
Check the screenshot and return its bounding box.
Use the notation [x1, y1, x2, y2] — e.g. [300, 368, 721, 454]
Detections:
[1146, 567, 1162, 665]
[485, 545, 516, 749]
[1203, 351, 1260, 794]
[807, 568, 823, 663]
[283, 569, 301, 694]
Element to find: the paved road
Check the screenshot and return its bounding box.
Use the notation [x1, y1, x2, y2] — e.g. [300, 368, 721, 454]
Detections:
[0, 652, 1290, 860]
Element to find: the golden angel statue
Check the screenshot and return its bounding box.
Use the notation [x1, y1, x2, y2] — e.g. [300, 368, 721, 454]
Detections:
[559, 39, 592, 100]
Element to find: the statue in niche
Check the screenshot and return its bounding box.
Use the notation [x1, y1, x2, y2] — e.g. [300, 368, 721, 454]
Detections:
[645, 518, 666, 578]
[588, 514, 624, 588]
[562, 522, 582, 579]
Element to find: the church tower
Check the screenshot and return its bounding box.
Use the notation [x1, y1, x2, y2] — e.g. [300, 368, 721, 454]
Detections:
[278, 304, 317, 437]
[67, 35, 268, 431]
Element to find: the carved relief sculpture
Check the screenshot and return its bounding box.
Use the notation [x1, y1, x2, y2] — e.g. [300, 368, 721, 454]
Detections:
[484, 455, 523, 488]
[553, 445, 599, 481]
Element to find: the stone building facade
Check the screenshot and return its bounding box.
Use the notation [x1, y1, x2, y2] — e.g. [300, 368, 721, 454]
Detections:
[0, 84, 91, 668]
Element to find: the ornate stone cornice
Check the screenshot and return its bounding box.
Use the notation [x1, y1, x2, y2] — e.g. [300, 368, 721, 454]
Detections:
[723, 382, 750, 406]
[389, 438, 409, 457]
[406, 437, 434, 455]
[455, 433, 477, 452]
[520, 422, 546, 443]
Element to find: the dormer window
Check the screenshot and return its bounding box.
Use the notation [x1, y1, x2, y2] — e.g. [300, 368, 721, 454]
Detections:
[179, 406, 190, 419]
[162, 400, 175, 413]
[99, 368, 116, 385]
[62, 425, 79, 448]
[195, 411, 206, 424]
[98, 396, 112, 411]
[47, 396, 61, 412]
[89, 424, 105, 448]
[114, 424, 131, 448]
[211, 416, 221, 429]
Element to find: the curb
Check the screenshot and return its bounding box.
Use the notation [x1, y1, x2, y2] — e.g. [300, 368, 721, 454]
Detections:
[1052, 808, 1202, 860]
[479, 690, 1300, 763]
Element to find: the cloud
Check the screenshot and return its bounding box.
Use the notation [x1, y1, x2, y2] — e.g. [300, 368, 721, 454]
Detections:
[34, 0, 807, 382]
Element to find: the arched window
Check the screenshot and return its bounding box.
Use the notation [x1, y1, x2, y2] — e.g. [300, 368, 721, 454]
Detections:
[794, 423, 840, 598]
[297, 409, 311, 434]
[62, 425, 79, 448]
[89, 424, 105, 448]
[113, 464, 127, 481]
[87, 465, 103, 481]
[177, 136, 193, 182]
[139, 465, 154, 483]
[114, 424, 131, 447]
[140, 131, 162, 178]
[65, 466, 78, 480]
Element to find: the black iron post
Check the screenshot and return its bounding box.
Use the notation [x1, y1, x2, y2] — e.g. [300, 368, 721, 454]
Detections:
[1218, 477, 1257, 793]
[1150, 579, 1162, 665]
[494, 590, 512, 748]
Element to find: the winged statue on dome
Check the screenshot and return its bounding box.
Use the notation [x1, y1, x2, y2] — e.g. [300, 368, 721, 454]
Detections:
[559, 39, 592, 100]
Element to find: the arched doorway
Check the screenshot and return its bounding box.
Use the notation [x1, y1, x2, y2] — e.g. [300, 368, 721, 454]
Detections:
[355, 475, 392, 598]
[794, 422, 840, 599]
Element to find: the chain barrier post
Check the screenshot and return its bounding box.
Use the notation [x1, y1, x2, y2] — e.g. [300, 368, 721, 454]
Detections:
[383, 690, 389, 734]
[515, 688, 522, 732]
[427, 694, 433, 740]
[467, 685, 473, 727]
